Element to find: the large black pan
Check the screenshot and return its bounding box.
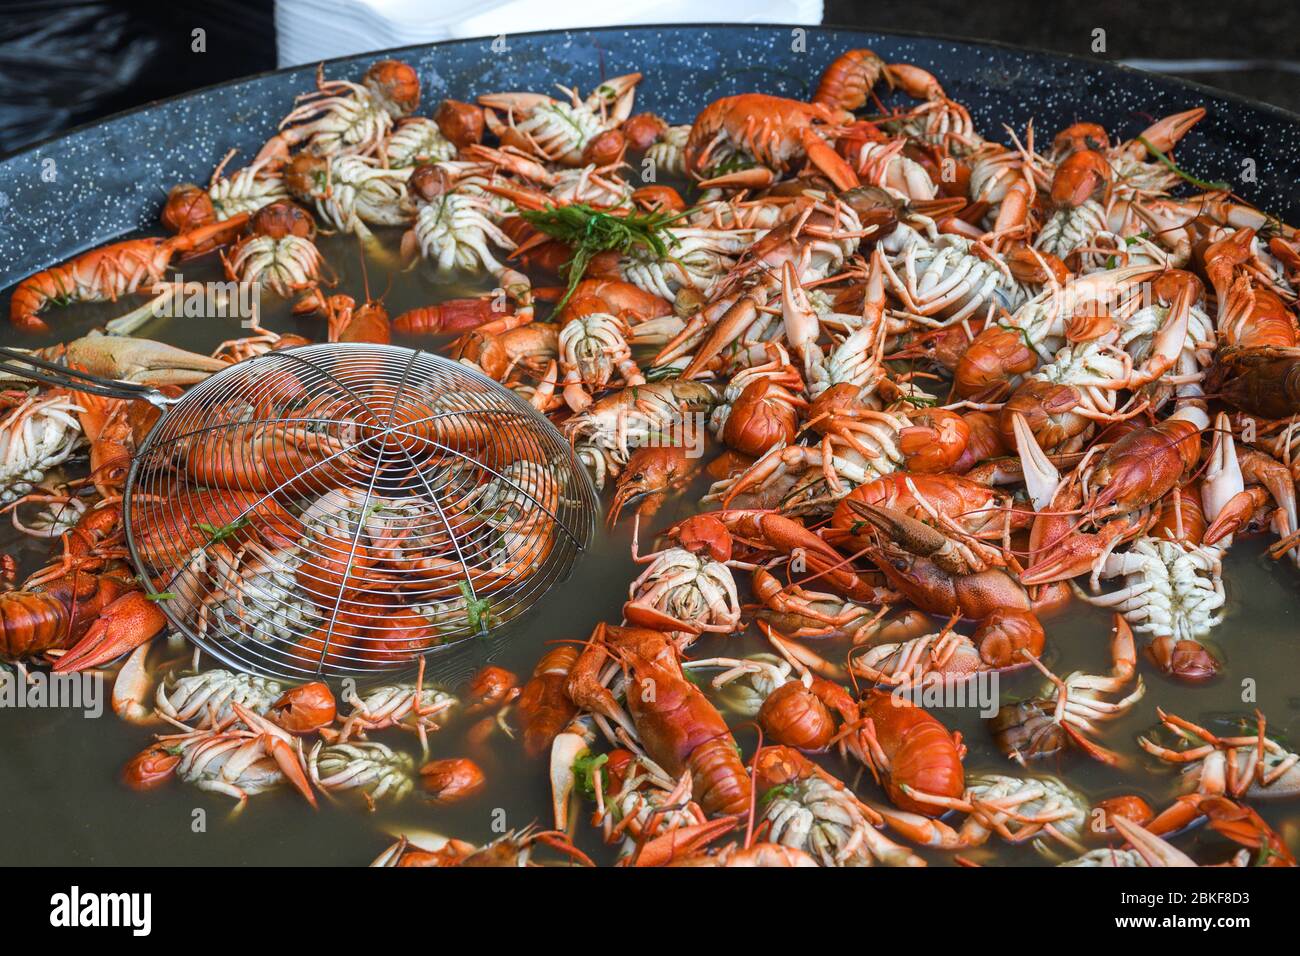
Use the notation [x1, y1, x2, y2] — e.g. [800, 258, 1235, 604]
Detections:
[0, 25, 1297, 868]
[1, 23, 1298, 293]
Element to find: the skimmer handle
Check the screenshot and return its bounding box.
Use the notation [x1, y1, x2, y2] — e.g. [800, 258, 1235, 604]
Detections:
[0, 346, 174, 407]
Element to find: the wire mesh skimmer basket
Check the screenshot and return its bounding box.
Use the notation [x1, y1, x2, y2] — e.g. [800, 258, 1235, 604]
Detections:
[3, 343, 597, 681]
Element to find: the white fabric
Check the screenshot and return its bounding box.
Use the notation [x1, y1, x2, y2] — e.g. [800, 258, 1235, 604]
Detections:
[276, 0, 824, 67]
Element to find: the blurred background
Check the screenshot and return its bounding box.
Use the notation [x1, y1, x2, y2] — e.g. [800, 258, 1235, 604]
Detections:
[1, 0, 1295, 157]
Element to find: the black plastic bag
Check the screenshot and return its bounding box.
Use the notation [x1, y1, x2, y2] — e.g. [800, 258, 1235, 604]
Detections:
[0, 0, 276, 156]
[0, 2, 157, 153]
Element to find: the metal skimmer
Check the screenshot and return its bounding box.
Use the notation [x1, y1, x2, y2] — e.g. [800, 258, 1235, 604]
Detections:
[0, 343, 597, 681]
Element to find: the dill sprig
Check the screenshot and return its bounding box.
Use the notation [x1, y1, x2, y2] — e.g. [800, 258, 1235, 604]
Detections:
[642, 364, 682, 382]
[520, 203, 687, 308]
[701, 154, 756, 180]
[1136, 135, 1231, 192]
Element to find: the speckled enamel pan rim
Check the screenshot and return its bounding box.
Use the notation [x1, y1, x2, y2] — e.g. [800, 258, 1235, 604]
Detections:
[2, 21, 1298, 290]
[4, 20, 1297, 165]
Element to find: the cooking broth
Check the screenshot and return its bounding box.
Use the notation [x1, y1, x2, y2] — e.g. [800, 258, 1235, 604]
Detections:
[1, 230, 1298, 867]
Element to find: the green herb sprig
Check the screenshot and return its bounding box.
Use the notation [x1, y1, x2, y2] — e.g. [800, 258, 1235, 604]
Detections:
[1136, 135, 1230, 192]
[572, 752, 608, 800]
[520, 203, 688, 308]
[701, 154, 756, 181]
[761, 783, 796, 806]
[457, 580, 493, 634]
[193, 517, 250, 543]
